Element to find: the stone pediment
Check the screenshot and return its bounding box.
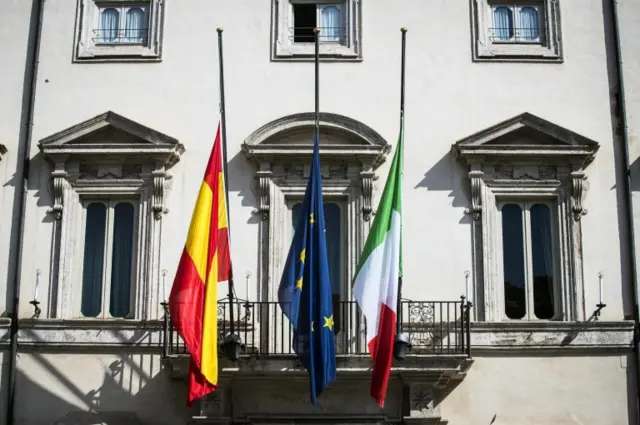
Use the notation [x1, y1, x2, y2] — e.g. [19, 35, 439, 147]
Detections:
[452, 112, 599, 167]
[39, 111, 184, 166]
[242, 112, 390, 167]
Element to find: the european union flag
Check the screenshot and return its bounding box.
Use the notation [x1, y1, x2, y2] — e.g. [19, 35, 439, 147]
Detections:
[278, 135, 337, 405]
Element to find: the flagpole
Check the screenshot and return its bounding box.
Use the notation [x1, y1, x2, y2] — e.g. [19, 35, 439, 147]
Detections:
[396, 27, 407, 336]
[314, 27, 320, 137]
[217, 28, 235, 335]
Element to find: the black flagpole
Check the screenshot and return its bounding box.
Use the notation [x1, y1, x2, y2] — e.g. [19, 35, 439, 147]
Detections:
[395, 28, 407, 337]
[217, 28, 235, 336]
[314, 28, 320, 137]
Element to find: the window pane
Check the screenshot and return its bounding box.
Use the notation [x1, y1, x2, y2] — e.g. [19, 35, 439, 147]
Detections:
[109, 203, 135, 318]
[81, 203, 107, 317]
[125, 7, 148, 44]
[320, 5, 342, 42]
[99, 8, 119, 43]
[530, 204, 555, 319]
[493, 6, 514, 41]
[293, 4, 316, 42]
[501, 204, 526, 319]
[519, 7, 540, 41]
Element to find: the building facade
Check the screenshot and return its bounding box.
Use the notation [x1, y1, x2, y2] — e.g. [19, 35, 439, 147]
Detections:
[0, 0, 639, 424]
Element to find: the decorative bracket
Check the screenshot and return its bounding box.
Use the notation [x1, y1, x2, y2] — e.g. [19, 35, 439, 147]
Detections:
[570, 169, 588, 221]
[48, 161, 69, 220]
[254, 168, 272, 221]
[151, 164, 168, 220]
[464, 168, 483, 220]
[360, 167, 375, 221]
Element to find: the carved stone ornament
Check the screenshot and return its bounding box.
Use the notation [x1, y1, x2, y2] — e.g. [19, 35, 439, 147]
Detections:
[39, 111, 184, 221]
[0, 144, 6, 162]
[571, 169, 588, 221]
[464, 167, 483, 220]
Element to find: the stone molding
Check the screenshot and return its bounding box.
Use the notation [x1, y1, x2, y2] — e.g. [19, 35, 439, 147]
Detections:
[39, 111, 184, 320]
[452, 112, 599, 322]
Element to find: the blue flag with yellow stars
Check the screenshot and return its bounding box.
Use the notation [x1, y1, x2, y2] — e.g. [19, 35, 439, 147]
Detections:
[277, 134, 337, 406]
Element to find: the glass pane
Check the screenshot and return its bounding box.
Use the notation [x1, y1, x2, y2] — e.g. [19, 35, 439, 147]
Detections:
[109, 203, 135, 318]
[530, 204, 555, 319]
[519, 6, 540, 41]
[321, 5, 342, 42]
[125, 8, 147, 43]
[493, 6, 514, 41]
[501, 204, 526, 319]
[81, 203, 107, 317]
[99, 8, 119, 43]
[292, 202, 342, 333]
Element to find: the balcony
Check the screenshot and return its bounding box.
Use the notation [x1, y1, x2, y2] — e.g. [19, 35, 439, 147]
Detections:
[162, 299, 472, 380]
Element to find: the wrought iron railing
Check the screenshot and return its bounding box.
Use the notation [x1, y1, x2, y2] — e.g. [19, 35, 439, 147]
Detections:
[162, 299, 472, 359]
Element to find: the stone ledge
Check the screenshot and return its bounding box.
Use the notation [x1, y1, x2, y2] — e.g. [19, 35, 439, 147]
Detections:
[17, 319, 164, 352]
[470, 320, 635, 354]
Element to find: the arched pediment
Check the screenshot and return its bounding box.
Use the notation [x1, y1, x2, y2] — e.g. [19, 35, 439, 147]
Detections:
[242, 112, 390, 167]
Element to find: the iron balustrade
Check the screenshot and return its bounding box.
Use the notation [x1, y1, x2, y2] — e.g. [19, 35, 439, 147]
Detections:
[162, 299, 471, 359]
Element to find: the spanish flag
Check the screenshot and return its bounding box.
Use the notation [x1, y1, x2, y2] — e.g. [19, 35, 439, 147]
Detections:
[169, 123, 232, 406]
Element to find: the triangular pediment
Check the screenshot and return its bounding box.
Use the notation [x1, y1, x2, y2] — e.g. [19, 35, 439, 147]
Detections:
[39, 111, 184, 167]
[455, 112, 599, 148]
[40, 111, 181, 148]
[452, 113, 599, 166]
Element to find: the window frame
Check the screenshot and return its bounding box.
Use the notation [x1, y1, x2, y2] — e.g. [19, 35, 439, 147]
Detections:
[39, 111, 184, 320]
[496, 198, 561, 321]
[471, 0, 562, 62]
[95, 3, 151, 45]
[272, 0, 362, 61]
[74, 0, 165, 62]
[78, 198, 139, 319]
[490, 4, 544, 44]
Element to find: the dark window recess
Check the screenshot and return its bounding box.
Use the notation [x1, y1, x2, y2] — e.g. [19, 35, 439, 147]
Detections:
[293, 4, 316, 42]
[501, 204, 526, 320]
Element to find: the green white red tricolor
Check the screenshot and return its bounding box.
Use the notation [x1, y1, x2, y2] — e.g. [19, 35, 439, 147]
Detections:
[353, 120, 403, 408]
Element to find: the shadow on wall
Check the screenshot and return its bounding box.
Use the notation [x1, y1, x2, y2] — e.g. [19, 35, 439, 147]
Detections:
[414, 150, 471, 225]
[10, 329, 191, 425]
[13, 354, 190, 425]
[226, 151, 260, 225]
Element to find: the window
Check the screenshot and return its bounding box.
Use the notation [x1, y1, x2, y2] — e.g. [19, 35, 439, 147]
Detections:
[499, 201, 556, 320]
[74, 0, 165, 62]
[292, 3, 345, 43]
[291, 201, 345, 333]
[272, 0, 362, 61]
[95, 4, 149, 45]
[39, 111, 184, 320]
[81, 200, 137, 318]
[491, 5, 542, 43]
[471, 0, 562, 62]
[453, 112, 600, 322]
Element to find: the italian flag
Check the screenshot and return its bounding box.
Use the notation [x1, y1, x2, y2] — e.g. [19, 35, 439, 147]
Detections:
[353, 122, 403, 408]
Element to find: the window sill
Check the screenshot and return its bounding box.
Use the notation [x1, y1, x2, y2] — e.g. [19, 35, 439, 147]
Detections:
[74, 45, 162, 63]
[273, 42, 362, 62]
[474, 41, 563, 63]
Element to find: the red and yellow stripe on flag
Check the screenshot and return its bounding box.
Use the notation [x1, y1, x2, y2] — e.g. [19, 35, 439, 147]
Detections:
[169, 123, 232, 406]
